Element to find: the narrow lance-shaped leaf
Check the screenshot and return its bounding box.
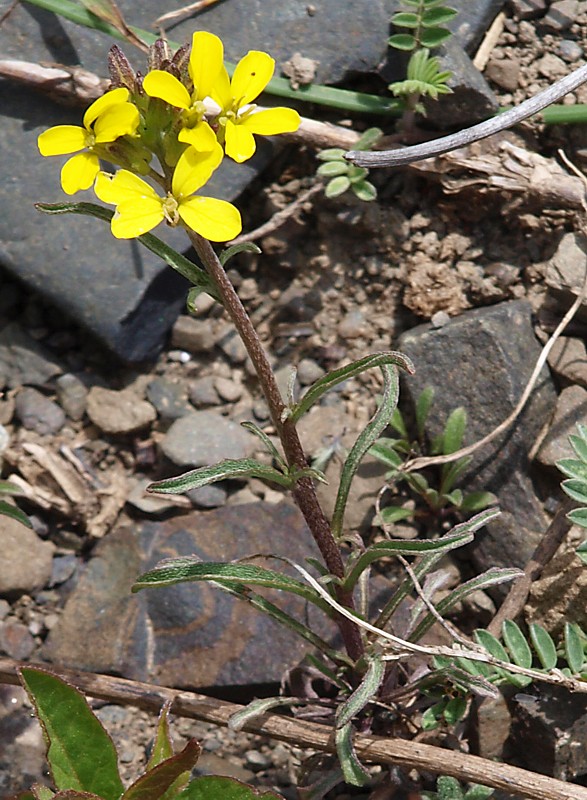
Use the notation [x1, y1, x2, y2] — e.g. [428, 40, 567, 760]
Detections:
[335, 723, 370, 787]
[19, 668, 124, 800]
[148, 459, 293, 495]
[0, 501, 33, 528]
[228, 697, 303, 731]
[219, 242, 261, 266]
[289, 351, 413, 423]
[35, 202, 219, 301]
[332, 364, 399, 539]
[122, 740, 201, 800]
[146, 702, 174, 769]
[335, 654, 384, 729]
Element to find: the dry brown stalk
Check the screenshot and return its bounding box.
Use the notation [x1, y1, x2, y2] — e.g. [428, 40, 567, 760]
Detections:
[0, 657, 585, 800]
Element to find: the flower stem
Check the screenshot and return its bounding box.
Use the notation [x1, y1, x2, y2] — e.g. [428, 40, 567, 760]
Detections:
[187, 231, 364, 664]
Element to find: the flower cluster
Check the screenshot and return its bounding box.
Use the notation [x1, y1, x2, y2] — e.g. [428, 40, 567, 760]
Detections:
[38, 32, 301, 242]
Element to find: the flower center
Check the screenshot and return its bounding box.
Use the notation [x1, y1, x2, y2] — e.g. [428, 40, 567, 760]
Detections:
[162, 194, 180, 226]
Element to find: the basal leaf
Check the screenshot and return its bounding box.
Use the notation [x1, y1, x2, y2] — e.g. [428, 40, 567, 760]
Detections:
[19, 668, 123, 800]
[437, 776, 464, 800]
[123, 740, 201, 800]
[415, 386, 435, 440]
[178, 776, 284, 800]
[442, 695, 467, 725]
[335, 655, 384, 729]
[316, 148, 346, 161]
[458, 491, 497, 512]
[529, 623, 558, 670]
[503, 620, 532, 669]
[354, 127, 383, 151]
[317, 161, 349, 178]
[564, 622, 585, 674]
[0, 479, 25, 495]
[377, 505, 414, 524]
[474, 629, 509, 662]
[147, 459, 292, 494]
[352, 181, 377, 202]
[442, 407, 466, 455]
[334, 723, 370, 786]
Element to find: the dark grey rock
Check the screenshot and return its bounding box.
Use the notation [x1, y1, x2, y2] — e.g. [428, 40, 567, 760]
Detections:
[188, 376, 221, 408]
[509, 0, 547, 20]
[398, 300, 557, 572]
[55, 372, 88, 420]
[146, 377, 191, 421]
[161, 410, 255, 468]
[48, 554, 77, 588]
[448, 0, 506, 52]
[43, 503, 338, 688]
[187, 484, 228, 508]
[0, 323, 62, 389]
[547, 336, 587, 388]
[558, 39, 584, 62]
[542, 0, 579, 31]
[15, 387, 66, 435]
[217, 329, 248, 365]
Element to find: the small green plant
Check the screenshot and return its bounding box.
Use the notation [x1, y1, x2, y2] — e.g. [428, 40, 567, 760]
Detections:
[388, 0, 456, 122]
[422, 776, 494, 800]
[0, 480, 32, 528]
[370, 387, 496, 526]
[14, 666, 283, 800]
[315, 127, 381, 200]
[558, 422, 587, 564]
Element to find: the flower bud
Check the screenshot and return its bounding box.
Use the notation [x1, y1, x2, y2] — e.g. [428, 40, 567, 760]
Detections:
[108, 45, 137, 92]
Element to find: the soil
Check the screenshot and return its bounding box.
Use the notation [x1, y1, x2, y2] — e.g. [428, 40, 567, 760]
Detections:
[2, 4, 587, 799]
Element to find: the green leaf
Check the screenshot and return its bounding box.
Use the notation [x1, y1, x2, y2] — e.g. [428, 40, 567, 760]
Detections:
[178, 776, 284, 800]
[568, 507, 587, 528]
[146, 702, 174, 770]
[325, 175, 351, 198]
[355, 127, 383, 151]
[421, 703, 443, 730]
[219, 242, 261, 267]
[576, 540, 587, 564]
[335, 655, 384, 728]
[442, 407, 466, 455]
[474, 630, 509, 662]
[388, 32, 417, 50]
[347, 166, 369, 183]
[32, 787, 55, 800]
[0, 501, 33, 528]
[147, 459, 293, 494]
[558, 458, 587, 481]
[502, 620, 532, 669]
[332, 364, 399, 538]
[420, 27, 453, 47]
[352, 181, 377, 202]
[415, 386, 435, 440]
[464, 785, 494, 800]
[123, 740, 201, 800]
[570, 431, 587, 463]
[334, 723, 370, 786]
[391, 11, 420, 27]
[422, 6, 459, 25]
[369, 438, 404, 470]
[316, 148, 346, 161]
[378, 505, 414, 524]
[317, 161, 349, 178]
[529, 623, 558, 670]
[132, 559, 331, 612]
[19, 668, 124, 800]
[443, 488, 463, 506]
[564, 622, 585, 674]
[0, 479, 25, 495]
[290, 351, 413, 424]
[439, 455, 472, 494]
[561, 478, 587, 505]
[240, 422, 286, 470]
[228, 697, 301, 732]
[390, 407, 409, 438]
[437, 776, 465, 800]
[458, 491, 497, 512]
[443, 695, 467, 725]
[36, 202, 219, 301]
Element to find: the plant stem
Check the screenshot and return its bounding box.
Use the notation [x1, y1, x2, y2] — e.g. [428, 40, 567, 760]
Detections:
[187, 231, 364, 663]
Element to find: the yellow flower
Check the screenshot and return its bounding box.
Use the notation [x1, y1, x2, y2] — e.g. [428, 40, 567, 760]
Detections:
[212, 50, 301, 163]
[94, 145, 241, 241]
[142, 31, 223, 152]
[37, 88, 140, 194]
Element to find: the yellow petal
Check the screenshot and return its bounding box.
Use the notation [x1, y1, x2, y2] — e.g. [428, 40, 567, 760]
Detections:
[94, 102, 140, 143]
[177, 120, 218, 151]
[179, 196, 242, 241]
[83, 87, 130, 128]
[189, 31, 224, 100]
[242, 107, 301, 135]
[38, 125, 87, 156]
[60, 152, 100, 195]
[224, 119, 256, 163]
[143, 70, 191, 109]
[211, 65, 232, 110]
[95, 169, 160, 205]
[110, 198, 165, 238]
[172, 144, 223, 198]
[230, 51, 274, 106]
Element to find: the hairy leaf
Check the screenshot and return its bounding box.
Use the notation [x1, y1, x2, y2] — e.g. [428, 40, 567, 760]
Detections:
[564, 622, 585, 674]
[336, 655, 384, 728]
[335, 723, 370, 786]
[529, 623, 557, 670]
[228, 697, 302, 731]
[503, 620, 532, 669]
[219, 242, 261, 266]
[147, 459, 292, 494]
[325, 176, 351, 198]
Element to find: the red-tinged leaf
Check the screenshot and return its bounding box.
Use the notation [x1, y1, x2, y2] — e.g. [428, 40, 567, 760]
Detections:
[123, 740, 201, 800]
[178, 776, 284, 800]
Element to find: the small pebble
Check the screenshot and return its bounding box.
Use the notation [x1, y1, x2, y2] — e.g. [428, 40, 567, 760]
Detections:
[296, 358, 325, 385]
[558, 39, 583, 62]
[217, 330, 248, 365]
[214, 376, 243, 403]
[431, 311, 451, 328]
[245, 749, 271, 771]
[171, 316, 216, 353]
[189, 376, 221, 407]
[15, 387, 65, 435]
[0, 599, 9, 621]
[187, 484, 228, 508]
[49, 555, 77, 587]
[55, 373, 88, 421]
[337, 310, 366, 339]
[0, 620, 35, 659]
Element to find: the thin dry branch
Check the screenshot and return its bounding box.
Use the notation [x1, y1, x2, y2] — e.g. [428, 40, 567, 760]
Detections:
[0, 657, 584, 800]
[154, 0, 221, 28]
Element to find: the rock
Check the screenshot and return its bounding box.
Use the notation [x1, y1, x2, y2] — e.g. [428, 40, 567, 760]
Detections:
[558, 39, 583, 62]
[48, 554, 77, 587]
[281, 52, 319, 90]
[338, 310, 367, 339]
[545, 233, 587, 320]
[127, 477, 182, 515]
[188, 376, 221, 408]
[0, 516, 55, 596]
[217, 329, 248, 365]
[398, 300, 557, 573]
[0, 424, 9, 466]
[55, 372, 88, 420]
[171, 317, 216, 354]
[509, 685, 587, 781]
[0, 323, 62, 389]
[43, 504, 338, 688]
[485, 57, 521, 91]
[214, 376, 243, 403]
[542, 0, 579, 30]
[187, 484, 228, 508]
[0, 620, 35, 660]
[296, 358, 325, 386]
[160, 410, 255, 468]
[448, 0, 507, 51]
[86, 386, 157, 434]
[509, 0, 547, 19]
[146, 378, 191, 421]
[470, 691, 512, 761]
[536, 386, 587, 467]
[536, 52, 568, 80]
[547, 336, 587, 387]
[15, 387, 65, 435]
